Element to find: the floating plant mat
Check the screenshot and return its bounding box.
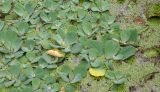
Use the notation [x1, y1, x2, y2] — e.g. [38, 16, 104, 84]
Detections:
[0, 0, 139, 91]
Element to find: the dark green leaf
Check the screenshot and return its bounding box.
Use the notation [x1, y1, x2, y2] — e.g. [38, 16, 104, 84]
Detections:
[114, 46, 136, 60]
[0, 29, 22, 53]
[64, 26, 78, 45]
[71, 43, 82, 54]
[120, 29, 138, 42]
[104, 40, 120, 59]
[73, 61, 89, 77]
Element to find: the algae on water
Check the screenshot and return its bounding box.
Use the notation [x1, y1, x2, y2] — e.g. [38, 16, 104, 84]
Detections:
[139, 17, 160, 49]
[147, 3, 160, 18]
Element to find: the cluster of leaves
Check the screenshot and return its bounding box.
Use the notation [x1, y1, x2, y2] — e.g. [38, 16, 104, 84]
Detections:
[0, 0, 138, 91]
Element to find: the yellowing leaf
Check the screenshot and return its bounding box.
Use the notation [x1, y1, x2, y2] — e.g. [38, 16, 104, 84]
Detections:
[89, 68, 105, 77]
[47, 49, 64, 57]
[59, 87, 65, 92]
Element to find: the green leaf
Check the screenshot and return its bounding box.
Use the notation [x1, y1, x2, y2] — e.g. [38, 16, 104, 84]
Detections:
[42, 53, 52, 64]
[72, 0, 79, 3]
[100, 13, 115, 24]
[35, 67, 47, 78]
[0, 29, 22, 53]
[101, 0, 110, 11]
[25, 1, 36, 16]
[106, 71, 128, 85]
[51, 20, 62, 29]
[53, 83, 60, 91]
[65, 85, 76, 92]
[82, 2, 90, 9]
[38, 59, 50, 68]
[64, 26, 78, 45]
[59, 72, 70, 82]
[67, 11, 77, 20]
[71, 74, 82, 83]
[91, 59, 102, 68]
[22, 39, 36, 51]
[26, 51, 39, 63]
[44, 76, 55, 84]
[4, 80, 16, 87]
[24, 67, 35, 78]
[111, 23, 121, 31]
[32, 78, 41, 90]
[92, 12, 101, 20]
[114, 46, 137, 60]
[82, 21, 92, 36]
[91, 0, 110, 12]
[15, 21, 29, 35]
[61, 65, 72, 75]
[40, 40, 52, 49]
[70, 43, 82, 54]
[24, 79, 33, 85]
[44, 0, 58, 10]
[86, 40, 103, 56]
[73, 61, 89, 77]
[88, 48, 99, 60]
[104, 40, 120, 59]
[53, 34, 64, 45]
[59, 65, 73, 82]
[40, 12, 51, 23]
[13, 51, 24, 58]
[120, 29, 138, 42]
[91, 3, 100, 12]
[1, 0, 12, 13]
[0, 20, 4, 31]
[8, 64, 21, 77]
[78, 8, 86, 19]
[14, 3, 25, 16]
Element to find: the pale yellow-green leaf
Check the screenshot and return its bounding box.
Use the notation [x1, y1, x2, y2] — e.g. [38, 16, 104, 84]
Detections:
[89, 68, 105, 77]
